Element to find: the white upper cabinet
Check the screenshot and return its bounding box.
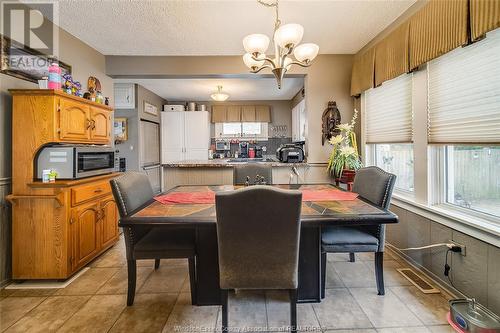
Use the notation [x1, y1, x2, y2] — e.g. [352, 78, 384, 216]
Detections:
[114, 83, 135, 109]
[161, 111, 210, 163]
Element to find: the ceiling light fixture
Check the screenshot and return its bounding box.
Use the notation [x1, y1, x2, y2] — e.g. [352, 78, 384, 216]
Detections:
[242, 0, 319, 89]
[210, 85, 229, 101]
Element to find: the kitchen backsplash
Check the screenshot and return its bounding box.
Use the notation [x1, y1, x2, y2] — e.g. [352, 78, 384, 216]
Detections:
[211, 137, 292, 157]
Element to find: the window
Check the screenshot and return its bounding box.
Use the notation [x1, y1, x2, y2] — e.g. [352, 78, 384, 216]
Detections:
[374, 144, 414, 192]
[216, 122, 268, 140]
[222, 123, 242, 136]
[445, 146, 500, 218]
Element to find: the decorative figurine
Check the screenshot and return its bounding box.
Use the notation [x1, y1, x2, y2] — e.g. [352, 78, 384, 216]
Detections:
[62, 73, 73, 94]
[87, 76, 101, 101]
[322, 101, 342, 145]
[105, 97, 110, 106]
[72, 81, 82, 96]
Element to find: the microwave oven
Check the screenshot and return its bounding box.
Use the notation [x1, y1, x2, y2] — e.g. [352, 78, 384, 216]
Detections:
[36, 145, 115, 179]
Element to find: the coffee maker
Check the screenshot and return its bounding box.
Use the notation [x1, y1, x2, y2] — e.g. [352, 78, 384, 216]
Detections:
[239, 142, 249, 158]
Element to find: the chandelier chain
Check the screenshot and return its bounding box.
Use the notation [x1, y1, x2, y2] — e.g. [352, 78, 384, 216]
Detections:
[257, 0, 280, 30]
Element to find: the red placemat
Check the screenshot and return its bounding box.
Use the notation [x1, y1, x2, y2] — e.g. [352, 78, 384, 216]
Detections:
[155, 191, 216, 205]
[301, 189, 358, 201]
[155, 188, 358, 205]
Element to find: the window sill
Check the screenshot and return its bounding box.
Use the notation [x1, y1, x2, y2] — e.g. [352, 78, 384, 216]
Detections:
[391, 194, 500, 248]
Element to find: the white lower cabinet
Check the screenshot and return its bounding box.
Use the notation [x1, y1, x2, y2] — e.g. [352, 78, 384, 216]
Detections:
[161, 111, 210, 163]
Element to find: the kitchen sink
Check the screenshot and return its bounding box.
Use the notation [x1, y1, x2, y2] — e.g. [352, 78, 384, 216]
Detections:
[226, 158, 275, 163]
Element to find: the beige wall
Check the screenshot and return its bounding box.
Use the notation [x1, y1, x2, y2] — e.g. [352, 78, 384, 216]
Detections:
[0, 26, 112, 286]
[106, 54, 354, 163]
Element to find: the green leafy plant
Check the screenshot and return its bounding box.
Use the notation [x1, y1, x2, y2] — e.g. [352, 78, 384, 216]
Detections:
[326, 109, 362, 178]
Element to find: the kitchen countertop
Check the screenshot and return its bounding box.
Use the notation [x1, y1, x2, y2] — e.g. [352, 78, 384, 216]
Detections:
[162, 158, 310, 168]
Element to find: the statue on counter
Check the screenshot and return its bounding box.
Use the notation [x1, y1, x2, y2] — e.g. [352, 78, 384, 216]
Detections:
[321, 101, 341, 145]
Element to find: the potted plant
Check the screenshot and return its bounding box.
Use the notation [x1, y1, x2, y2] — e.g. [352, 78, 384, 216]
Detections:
[326, 109, 362, 187]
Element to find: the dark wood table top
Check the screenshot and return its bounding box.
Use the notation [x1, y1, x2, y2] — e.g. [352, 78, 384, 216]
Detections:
[120, 184, 398, 227]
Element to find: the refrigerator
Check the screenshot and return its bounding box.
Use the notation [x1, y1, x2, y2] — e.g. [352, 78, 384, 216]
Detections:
[140, 119, 161, 193]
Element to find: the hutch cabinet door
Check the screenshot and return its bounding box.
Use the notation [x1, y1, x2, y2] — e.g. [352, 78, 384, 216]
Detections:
[90, 107, 111, 142]
[72, 201, 100, 268]
[99, 196, 119, 249]
[59, 98, 91, 141]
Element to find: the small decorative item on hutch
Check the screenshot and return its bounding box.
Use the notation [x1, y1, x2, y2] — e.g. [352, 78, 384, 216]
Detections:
[86, 76, 101, 101]
[321, 101, 341, 145]
[326, 109, 362, 191]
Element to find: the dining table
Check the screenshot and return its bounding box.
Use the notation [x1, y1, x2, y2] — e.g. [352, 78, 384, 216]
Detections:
[119, 183, 398, 305]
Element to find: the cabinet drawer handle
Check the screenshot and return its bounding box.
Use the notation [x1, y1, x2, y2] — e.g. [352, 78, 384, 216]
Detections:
[94, 188, 103, 193]
[86, 119, 92, 129]
[91, 119, 96, 130]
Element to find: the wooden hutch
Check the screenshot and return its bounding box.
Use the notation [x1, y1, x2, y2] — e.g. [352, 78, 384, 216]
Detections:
[6, 90, 120, 280]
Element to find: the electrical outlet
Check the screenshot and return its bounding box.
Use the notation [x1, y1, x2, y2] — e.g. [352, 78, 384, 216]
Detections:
[449, 240, 466, 256]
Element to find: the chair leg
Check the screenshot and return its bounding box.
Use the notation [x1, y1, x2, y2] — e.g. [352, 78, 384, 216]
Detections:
[154, 259, 160, 270]
[289, 289, 298, 333]
[126, 259, 137, 306]
[321, 251, 327, 299]
[349, 253, 356, 262]
[375, 252, 385, 295]
[221, 289, 228, 332]
[188, 256, 197, 305]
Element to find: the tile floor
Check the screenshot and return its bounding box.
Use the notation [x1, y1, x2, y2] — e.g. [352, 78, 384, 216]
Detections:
[0, 236, 456, 333]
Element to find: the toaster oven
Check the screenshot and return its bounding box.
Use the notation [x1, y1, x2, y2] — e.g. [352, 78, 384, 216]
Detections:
[36, 145, 115, 179]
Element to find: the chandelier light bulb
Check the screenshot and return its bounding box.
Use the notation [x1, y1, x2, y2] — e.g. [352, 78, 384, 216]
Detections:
[242, 34, 270, 55]
[243, 53, 266, 70]
[274, 23, 304, 49]
[293, 43, 319, 62]
[210, 86, 229, 101]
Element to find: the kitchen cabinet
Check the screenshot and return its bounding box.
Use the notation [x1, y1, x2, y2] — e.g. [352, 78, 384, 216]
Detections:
[161, 111, 210, 163]
[59, 98, 91, 141]
[71, 201, 100, 268]
[100, 196, 119, 249]
[114, 83, 135, 109]
[57, 97, 112, 144]
[292, 99, 306, 142]
[9, 90, 118, 280]
[90, 107, 112, 142]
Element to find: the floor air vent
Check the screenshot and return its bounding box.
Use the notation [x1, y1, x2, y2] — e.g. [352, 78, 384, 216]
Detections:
[397, 268, 441, 294]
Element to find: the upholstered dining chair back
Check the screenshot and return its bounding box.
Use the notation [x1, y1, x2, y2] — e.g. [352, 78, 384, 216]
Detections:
[110, 172, 154, 217]
[233, 164, 273, 185]
[352, 166, 396, 210]
[215, 186, 302, 290]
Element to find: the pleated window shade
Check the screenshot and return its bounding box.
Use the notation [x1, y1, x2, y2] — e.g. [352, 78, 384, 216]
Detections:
[375, 21, 410, 87]
[350, 48, 375, 97]
[428, 28, 500, 144]
[365, 74, 413, 144]
[470, 0, 500, 41]
[409, 0, 468, 71]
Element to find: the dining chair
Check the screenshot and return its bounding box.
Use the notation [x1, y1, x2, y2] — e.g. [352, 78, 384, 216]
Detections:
[110, 172, 197, 306]
[321, 166, 396, 296]
[215, 186, 302, 333]
[233, 164, 273, 185]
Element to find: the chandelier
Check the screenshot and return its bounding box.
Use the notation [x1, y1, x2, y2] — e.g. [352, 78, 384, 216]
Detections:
[242, 0, 319, 89]
[210, 85, 229, 101]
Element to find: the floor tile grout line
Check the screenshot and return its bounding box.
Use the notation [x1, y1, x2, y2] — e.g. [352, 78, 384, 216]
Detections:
[0, 295, 48, 332]
[345, 286, 376, 330]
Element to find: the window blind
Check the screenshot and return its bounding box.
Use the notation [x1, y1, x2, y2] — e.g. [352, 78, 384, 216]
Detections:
[365, 74, 413, 144]
[428, 28, 500, 144]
